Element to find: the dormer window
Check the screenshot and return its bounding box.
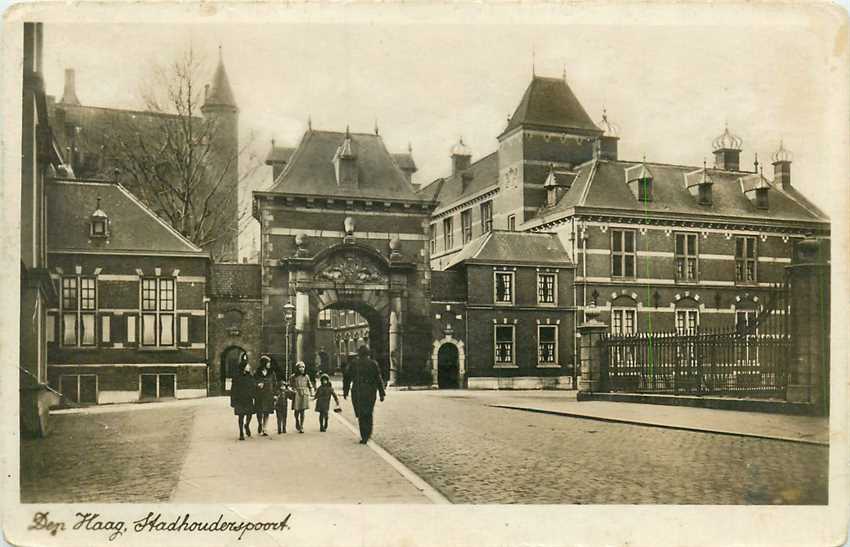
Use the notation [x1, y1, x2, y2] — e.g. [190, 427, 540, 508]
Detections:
[637, 178, 653, 202]
[90, 197, 109, 238]
[685, 161, 714, 206]
[755, 187, 769, 209]
[625, 161, 654, 203]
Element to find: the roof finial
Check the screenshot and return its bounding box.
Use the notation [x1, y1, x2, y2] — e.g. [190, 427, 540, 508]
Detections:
[532, 45, 536, 76]
[408, 141, 413, 154]
[307, 114, 312, 131]
[374, 119, 379, 135]
[218, 44, 223, 62]
[345, 124, 350, 138]
[642, 154, 647, 164]
[96, 197, 101, 209]
[271, 137, 276, 147]
[753, 152, 759, 173]
[703, 158, 707, 170]
[562, 63, 567, 80]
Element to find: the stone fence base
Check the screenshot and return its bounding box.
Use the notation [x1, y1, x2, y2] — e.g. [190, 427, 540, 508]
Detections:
[468, 376, 574, 390]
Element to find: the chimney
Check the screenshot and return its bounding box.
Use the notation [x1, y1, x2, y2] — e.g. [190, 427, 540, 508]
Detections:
[771, 140, 793, 190]
[61, 68, 81, 106]
[450, 137, 472, 175]
[595, 110, 619, 160]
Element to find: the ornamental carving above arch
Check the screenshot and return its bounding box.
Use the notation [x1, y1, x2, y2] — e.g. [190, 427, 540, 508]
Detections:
[314, 252, 388, 284]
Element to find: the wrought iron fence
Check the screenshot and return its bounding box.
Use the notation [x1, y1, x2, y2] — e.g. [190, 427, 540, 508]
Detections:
[601, 282, 791, 398]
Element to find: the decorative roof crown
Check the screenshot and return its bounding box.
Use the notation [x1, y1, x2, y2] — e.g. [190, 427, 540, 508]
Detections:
[450, 137, 471, 157]
[597, 108, 619, 137]
[712, 125, 743, 151]
[771, 140, 793, 163]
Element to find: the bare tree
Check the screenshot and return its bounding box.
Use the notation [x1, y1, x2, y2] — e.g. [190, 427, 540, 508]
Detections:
[95, 47, 258, 260]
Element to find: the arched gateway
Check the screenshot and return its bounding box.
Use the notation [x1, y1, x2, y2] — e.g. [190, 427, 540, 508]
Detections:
[253, 127, 436, 384]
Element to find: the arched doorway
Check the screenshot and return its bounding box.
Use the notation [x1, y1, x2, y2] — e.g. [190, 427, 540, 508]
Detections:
[437, 343, 459, 389]
[220, 346, 246, 394]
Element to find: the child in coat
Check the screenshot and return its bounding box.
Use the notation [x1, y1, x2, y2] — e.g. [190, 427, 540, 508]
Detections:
[274, 382, 292, 434]
[313, 374, 340, 432]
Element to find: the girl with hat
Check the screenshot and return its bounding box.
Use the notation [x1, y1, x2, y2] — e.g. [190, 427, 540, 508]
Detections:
[254, 355, 277, 437]
[313, 373, 341, 432]
[289, 361, 314, 433]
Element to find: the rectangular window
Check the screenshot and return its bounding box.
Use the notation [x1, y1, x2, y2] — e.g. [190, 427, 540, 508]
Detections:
[494, 271, 514, 304]
[480, 201, 493, 233]
[675, 309, 699, 334]
[159, 278, 175, 311]
[61, 277, 78, 310]
[443, 217, 454, 250]
[494, 325, 515, 364]
[101, 315, 111, 344]
[160, 314, 174, 346]
[461, 209, 473, 243]
[62, 313, 77, 346]
[675, 233, 699, 282]
[537, 273, 556, 304]
[126, 315, 137, 344]
[142, 314, 157, 346]
[735, 236, 758, 283]
[538, 325, 557, 364]
[80, 313, 96, 346]
[60, 374, 98, 405]
[429, 223, 437, 254]
[142, 278, 158, 311]
[80, 277, 96, 310]
[611, 230, 636, 278]
[611, 308, 637, 335]
[507, 214, 516, 231]
[140, 373, 176, 400]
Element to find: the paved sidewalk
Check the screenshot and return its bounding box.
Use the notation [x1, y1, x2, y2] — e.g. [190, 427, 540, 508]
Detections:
[490, 396, 829, 445]
[170, 397, 434, 503]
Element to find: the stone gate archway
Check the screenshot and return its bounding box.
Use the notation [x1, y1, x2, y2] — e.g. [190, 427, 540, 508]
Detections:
[431, 336, 466, 389]
[281, 241, 417, 385]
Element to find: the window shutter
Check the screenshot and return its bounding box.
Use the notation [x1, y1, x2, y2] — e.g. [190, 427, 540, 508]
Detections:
[126, 314, 138, 347]
[99, 314, 112, 347]
[190, 315, 205, 344]
[46, 312, 57, 346]
[177, 314, 191, 347]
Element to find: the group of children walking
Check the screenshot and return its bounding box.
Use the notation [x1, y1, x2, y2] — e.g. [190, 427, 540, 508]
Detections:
[230, 354, 340, 441]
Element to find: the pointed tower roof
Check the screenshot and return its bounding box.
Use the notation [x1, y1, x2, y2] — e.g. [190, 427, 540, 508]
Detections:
[501, 75, 601, 138]
[203, 47, 237, 110]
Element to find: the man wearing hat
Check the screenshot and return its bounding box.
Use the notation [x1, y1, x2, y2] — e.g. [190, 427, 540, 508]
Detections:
[343, 345, 386, 444]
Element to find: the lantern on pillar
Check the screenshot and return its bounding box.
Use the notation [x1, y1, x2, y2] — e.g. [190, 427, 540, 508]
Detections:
[283, 301, 296, 377]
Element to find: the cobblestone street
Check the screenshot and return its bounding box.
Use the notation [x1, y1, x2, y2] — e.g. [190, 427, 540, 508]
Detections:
[21, 391, 828, 505]
[21, 405, 194, 503]
[340, 390, 829, 505]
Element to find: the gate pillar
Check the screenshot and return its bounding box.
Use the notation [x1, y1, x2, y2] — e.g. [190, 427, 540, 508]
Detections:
[295, 290, 311, 363]
[786, 238, 830, 413]
[388, 295, 403, 386]
[577, 305, 608, 394]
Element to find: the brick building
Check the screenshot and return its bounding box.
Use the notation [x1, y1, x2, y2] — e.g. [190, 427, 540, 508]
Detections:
[46, 53, 240, 261]
[430, 231, 576, 389]
[45, 178, 210, 405]
[207, 263, 263, 394]
[253, 127, 435, 384]
[423, 72, 829, 384]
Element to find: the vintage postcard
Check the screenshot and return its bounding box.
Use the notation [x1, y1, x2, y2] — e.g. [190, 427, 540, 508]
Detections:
[2, 1, 848, 546]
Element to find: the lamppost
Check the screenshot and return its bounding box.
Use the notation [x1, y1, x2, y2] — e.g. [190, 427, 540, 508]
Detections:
[283, 301, 296, 379]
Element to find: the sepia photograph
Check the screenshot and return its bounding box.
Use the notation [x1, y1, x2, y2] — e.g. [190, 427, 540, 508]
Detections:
[3, 2, 848, 546]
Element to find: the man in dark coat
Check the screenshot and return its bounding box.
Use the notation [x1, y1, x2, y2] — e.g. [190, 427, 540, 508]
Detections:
[343, 345, 386, 444]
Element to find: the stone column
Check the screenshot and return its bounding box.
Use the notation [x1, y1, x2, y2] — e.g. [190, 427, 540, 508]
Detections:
[786, 238, 830, 412]
[388, 295, 403, 386]
[294, 290, 310, 363]
[577, 305, 608, 394]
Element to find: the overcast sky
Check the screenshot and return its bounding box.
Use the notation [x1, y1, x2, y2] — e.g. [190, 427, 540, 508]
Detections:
[38, 10, 846, 255]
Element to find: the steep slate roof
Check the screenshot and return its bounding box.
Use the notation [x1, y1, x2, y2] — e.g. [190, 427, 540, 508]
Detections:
[47, 179, 205, 255]
[425, 152, 499, 208]
[265, 146, 296, 165]
[204, 55, 237, 108]
[444, 230, 572, 270]
[535, 159, 829, 226]
[502, 76, 601, 136]
[267, 129, 426, 201]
